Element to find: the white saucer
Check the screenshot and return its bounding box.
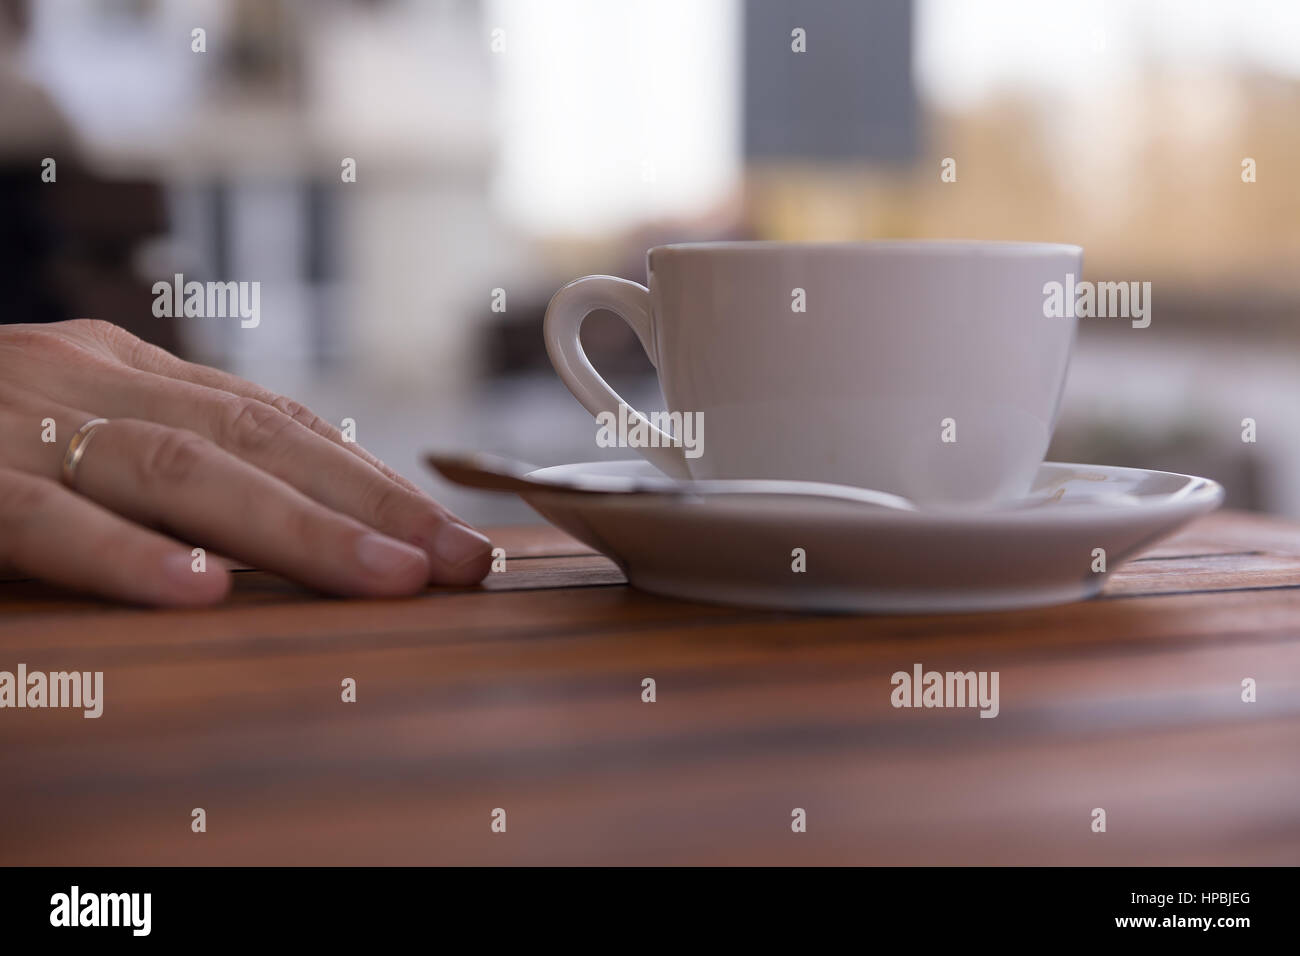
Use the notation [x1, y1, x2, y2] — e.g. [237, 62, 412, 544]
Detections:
[517, 461, 1224, 613]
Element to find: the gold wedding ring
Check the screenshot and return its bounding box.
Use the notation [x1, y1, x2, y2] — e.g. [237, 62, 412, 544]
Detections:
[60, 418, 110, 488]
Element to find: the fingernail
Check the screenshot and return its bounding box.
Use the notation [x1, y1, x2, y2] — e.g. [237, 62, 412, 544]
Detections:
[356, 533, 429, 576]
[432, 521, 492, 568]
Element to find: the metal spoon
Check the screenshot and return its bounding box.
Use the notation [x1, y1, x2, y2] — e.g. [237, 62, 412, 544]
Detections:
[424, 451, 920, 511]
[425, 452, 1147, 513]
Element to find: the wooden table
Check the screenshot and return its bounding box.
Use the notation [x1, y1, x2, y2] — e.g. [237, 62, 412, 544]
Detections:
[1, 511, 1297, 866]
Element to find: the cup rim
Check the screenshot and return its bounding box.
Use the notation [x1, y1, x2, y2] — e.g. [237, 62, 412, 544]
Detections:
[649, 239, 1083, 257]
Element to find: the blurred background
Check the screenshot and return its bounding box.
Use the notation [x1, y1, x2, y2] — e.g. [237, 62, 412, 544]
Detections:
[3, 0, 1298, 523]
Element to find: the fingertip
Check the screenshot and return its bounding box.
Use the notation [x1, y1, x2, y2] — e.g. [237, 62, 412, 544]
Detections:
[425, 521, 493, 586]
[353, 532, 432, 595]
[156, 549, 232, 606]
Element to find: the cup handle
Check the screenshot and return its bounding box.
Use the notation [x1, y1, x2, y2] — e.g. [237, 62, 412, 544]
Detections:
[543, 275, 691, 479]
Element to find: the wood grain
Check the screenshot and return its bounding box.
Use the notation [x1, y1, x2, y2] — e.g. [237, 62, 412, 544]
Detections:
[0, 511, 1297, 865]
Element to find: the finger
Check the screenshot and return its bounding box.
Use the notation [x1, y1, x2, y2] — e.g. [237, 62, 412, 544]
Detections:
[68, 418, 433, 598]
[104, 332, 429, 495]
[57, 370, 493, 585]
[0, 401, 97, 478]
[0, 466, 230, 606]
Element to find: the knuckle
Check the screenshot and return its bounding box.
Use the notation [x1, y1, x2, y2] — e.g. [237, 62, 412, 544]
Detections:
[364, 473, 449, 539]
[67, 319, 135, 356]
[220, 398, 295, 453]
[0, 471, 55, 559]
[282, 499, 326, 550]
[69, 318, 122, 341]
[269, 395, 328, 436]
[141, 428, 209, 485]
[365, 477, 412, 525]
[2, 325, 63, 353]
[3, 321, 119, 364]
[0, 471, 53, 524]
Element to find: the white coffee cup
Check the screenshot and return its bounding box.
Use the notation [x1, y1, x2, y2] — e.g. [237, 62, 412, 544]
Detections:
[544, 240, 1081, 507]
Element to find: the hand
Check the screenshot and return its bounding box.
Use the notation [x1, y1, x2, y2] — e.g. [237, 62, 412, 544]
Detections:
[0, 320, 493, 605]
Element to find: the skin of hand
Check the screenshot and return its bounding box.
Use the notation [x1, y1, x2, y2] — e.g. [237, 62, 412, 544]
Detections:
[0, 319, 494, 606]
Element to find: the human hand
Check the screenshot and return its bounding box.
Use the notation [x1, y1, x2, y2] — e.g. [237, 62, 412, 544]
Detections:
[0, 320, 493, 605]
